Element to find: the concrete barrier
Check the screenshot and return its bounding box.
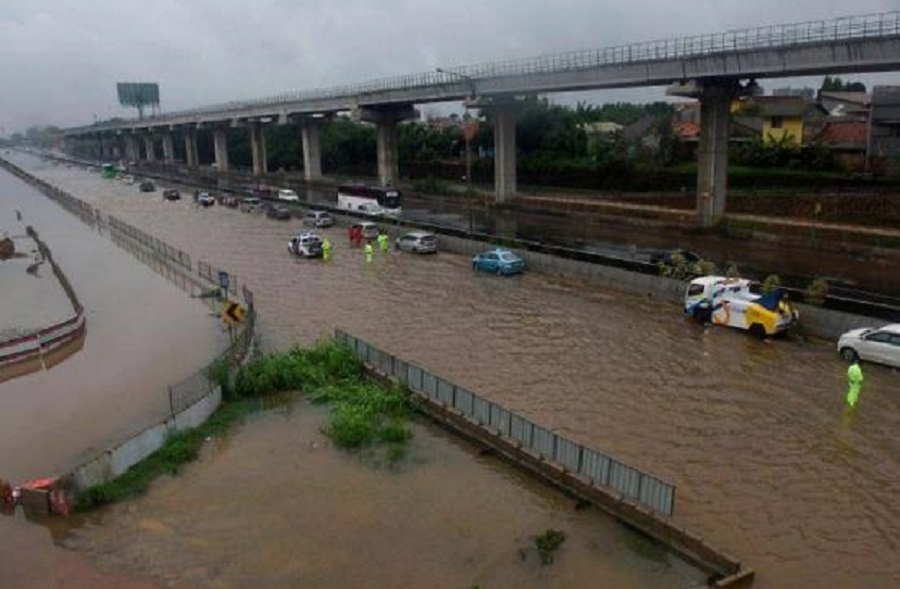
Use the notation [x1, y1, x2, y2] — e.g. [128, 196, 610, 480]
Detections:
[68, 387, 221, 491]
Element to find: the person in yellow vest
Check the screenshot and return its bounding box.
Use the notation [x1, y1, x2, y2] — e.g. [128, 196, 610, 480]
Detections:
[846, 360, 864, 408]
[322, 238, 332, 262]
[364, 242, 374, 263]
[377, 231, 389, 253]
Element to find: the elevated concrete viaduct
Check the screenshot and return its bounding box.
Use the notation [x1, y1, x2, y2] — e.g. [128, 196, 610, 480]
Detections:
[65, 12, 900, 226]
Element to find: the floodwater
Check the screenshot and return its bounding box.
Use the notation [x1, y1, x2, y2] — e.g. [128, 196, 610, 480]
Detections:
[0, 164, 227, 588]
[13, 153, 900, 588]
[61, 400, 703, 589]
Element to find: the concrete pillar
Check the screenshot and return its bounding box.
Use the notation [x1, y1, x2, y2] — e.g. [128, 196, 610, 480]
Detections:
[184, 128, 199, 167]
[359, 105, 417, 186]
[213, 128, 230, 172]
[143, 136, 156, 162]
[300, 120, 323, 181]
[124, 135, 140, 162]
[696, 84, 734, 227]
[162, 133, 175, 164]
[250, 123, 268, 175]
[493, 108, 517, 203]
[375, 119, 399, 186]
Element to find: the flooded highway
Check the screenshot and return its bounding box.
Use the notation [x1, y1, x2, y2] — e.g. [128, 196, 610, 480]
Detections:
[12, 153, 900, 588]
[0, 164, 227, 588]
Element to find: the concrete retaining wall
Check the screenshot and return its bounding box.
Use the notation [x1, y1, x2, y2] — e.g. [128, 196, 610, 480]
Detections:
[68, 387, 221, 491]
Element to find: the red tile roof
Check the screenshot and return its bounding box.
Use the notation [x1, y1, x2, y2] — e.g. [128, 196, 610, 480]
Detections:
[815, 120, 868, 148]
[672, 121, 700, 139]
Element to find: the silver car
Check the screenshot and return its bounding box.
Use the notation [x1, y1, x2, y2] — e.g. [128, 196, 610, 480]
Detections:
[303, 210, 335, 228]
[395, 231, 437, 254]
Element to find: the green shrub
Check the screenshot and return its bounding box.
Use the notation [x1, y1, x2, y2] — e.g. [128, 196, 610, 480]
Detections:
[805, 278, 830, 306]
[762, 274, 782, 293]
[328, 405, 378, 448]
[535, 529, 567, 565]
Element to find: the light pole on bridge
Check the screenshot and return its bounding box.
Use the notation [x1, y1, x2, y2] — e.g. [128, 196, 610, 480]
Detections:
[436, 68, 479, 232]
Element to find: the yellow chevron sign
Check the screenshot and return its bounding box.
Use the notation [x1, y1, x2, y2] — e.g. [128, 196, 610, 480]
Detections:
[221, 301, 246, 324]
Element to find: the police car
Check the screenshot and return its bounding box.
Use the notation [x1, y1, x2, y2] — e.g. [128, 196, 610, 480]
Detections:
[287, 232, 324, 258]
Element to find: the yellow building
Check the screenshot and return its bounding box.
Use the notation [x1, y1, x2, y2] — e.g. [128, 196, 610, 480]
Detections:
[733, 97, 824, 145]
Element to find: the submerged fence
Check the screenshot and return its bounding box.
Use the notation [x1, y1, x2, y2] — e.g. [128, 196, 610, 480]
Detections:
[1, 153, 256, 425]
[168, 307, 255, 414]
[335, 330, 675, 517]
[107, 215, 191, 270]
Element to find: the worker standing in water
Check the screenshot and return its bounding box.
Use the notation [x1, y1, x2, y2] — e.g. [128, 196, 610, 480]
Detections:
[846, 360, 864, 408]
[322, 238, 332, 262]
[364, 241, 374, 264]
[377, 231, 389, 253]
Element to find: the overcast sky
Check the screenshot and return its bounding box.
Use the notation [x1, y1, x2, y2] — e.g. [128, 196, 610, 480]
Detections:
[1, 0, 898, 134]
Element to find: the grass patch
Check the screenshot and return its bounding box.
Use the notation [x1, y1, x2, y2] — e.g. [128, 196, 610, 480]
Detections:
[535, 529, 567, 565]
[76, 340, 413, 512]
[75, 399, 258, 511]
[229, 341, 412, 450]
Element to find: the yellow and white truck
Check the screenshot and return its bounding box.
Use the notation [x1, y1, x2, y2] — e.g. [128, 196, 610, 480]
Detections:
[684, 276, 798, 337]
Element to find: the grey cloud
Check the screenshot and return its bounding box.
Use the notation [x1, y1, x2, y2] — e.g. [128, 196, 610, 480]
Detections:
[0, 0, 898, 133]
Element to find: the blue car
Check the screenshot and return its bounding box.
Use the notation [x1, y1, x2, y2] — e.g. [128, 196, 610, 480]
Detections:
[472, 248, 525, 275]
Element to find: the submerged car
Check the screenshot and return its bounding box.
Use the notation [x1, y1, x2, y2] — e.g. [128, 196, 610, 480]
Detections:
[278, 188, 300, 202]
[350, 221, 379, 241]
[138, 180, 156, 192]
[221, 194, 239, 208]
[266, 204, 291, 220]
[650, 249, 702, 267]
[303, 210, 335, 228]
[472, 248, 524, 275]
[162, 189, 180, 201]
[195, 192, 216, 207]
[837, 324, 900, 368]
[239, 197, 264, 213]
[287, 232, 324, 258]
[395, 231, 437, 254]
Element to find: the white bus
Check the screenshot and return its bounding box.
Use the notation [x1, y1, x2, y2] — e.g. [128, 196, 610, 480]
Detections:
[337, 185, 401, 217]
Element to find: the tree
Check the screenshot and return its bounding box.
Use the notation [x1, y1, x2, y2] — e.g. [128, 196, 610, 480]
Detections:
[821, 75, 866, 93]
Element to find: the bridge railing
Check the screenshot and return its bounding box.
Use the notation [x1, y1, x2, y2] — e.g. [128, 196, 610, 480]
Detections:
[74, 11, 900, 131]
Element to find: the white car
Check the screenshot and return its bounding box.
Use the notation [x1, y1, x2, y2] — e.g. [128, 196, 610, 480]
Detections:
[303, 210, 335, 228]
[287, 232, 324, 258]
[357, 202, 384, 217]
[278, 189, 300, 202]
[837, 324, 900, 368]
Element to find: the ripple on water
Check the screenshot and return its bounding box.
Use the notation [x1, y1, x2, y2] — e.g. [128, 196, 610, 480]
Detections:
[18, 154, 900, 589]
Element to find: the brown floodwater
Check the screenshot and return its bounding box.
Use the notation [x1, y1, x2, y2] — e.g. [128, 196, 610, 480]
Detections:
[60, 400, 704, 589]
[0, 164, 227, 588]
[13, 153, 900, 588]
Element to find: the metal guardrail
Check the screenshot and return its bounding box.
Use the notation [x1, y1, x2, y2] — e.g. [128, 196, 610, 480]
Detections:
[74, 11, 900, 131]
[198, 260, 238, 295]
[3, 152, 257, 446]
[168, 308, 255, 414]
[107, 215, 191, 270]
[335, 329, 676, 517]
